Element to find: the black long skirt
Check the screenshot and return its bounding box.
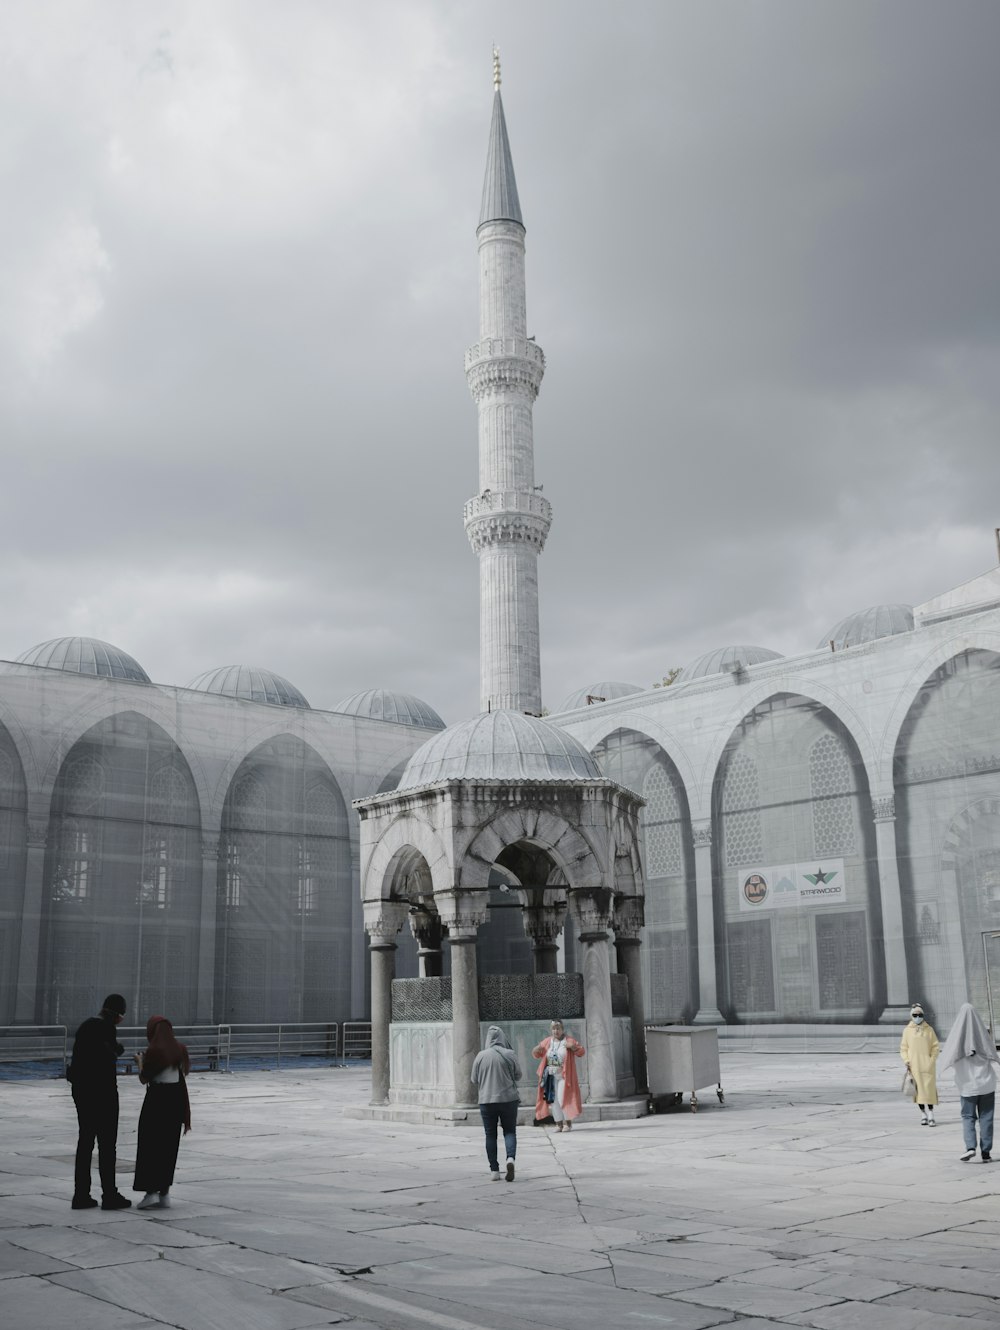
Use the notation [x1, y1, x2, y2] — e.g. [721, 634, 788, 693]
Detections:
[133, 1082, 185, 1193]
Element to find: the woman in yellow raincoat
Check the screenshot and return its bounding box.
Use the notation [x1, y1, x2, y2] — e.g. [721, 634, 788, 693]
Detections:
[900, 1002, 941, 1126]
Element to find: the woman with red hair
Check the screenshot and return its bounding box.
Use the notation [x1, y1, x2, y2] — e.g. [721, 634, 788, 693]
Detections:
[133, 1015, 191, 1210]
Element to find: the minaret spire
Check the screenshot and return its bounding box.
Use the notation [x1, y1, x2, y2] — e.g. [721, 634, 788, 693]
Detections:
[464, 62, 550, 714]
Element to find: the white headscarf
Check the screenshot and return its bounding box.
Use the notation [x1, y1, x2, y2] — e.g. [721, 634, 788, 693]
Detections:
[938, 1003, 999, 1073]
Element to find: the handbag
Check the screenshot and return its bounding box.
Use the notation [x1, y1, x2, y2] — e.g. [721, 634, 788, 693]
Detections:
[901, 1069, 917, 1099]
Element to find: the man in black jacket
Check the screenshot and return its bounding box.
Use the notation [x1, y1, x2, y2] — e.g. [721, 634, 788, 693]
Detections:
[68, 993, 132, 1210]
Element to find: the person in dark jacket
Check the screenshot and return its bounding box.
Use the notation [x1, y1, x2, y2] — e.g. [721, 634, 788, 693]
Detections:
[471, 1025, 521, 1182]
[67, 993, 132, 1210]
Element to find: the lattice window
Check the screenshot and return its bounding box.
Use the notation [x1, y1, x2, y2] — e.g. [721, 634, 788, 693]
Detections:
[642, 763, 683, 878]
[809, 733, 856, 857]
[722, 753, 762, 868]
[149, 763, 194, 824]
[63, 755, 104, 813]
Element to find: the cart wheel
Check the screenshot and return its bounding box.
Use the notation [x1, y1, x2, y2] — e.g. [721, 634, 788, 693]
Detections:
[717, 1086, 725, 1104]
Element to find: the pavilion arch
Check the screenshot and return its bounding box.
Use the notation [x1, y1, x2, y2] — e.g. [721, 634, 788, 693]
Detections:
[562, 711, 699, 813]
[35, 691, 213, 827]
[0, 717, 29, 1022]
[361, 812, 453, 904]
[459, 807, 605, 893]
[890, 645, 1000, 1020]
[710, 690, 882, 1024]
[697, 678, 878, 819]
[590, 726, 698, 1023]
[879, 629, 1000, 787]
[40, 711, 203, 1026]
[215, 734, 352, 1024]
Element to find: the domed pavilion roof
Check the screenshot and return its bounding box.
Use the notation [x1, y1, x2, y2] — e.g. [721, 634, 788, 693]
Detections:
[16, 636, 150, 683]
[677, 644, 782, 683]
[397, 709, 601, 790]
[334, 689, 445, 731]
[187, 665, 310, 708]
[559, 681, 642, 711]
[818, 604, 914, 651]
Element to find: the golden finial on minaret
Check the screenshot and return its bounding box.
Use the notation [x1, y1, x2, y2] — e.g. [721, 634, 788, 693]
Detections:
[493, 46, 501, 91]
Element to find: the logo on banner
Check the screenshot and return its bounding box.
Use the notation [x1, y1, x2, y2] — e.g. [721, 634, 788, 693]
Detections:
[737, 859, 846, 911]
[743, 873, 768, 905]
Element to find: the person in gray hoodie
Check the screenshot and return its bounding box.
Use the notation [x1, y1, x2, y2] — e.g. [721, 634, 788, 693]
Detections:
[471, 1025, 521, 1181]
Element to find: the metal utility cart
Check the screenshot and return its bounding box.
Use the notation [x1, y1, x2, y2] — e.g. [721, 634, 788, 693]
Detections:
[645, 1025, 724, 1113]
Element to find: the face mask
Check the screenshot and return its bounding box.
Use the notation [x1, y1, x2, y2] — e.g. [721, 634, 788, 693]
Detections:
[913, 1015, 924, 1024]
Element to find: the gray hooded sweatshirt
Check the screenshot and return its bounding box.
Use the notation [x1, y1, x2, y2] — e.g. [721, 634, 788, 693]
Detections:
[470, 1026, 521, 1104]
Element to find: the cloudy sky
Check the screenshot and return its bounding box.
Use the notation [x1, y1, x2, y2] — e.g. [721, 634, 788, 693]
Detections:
[2, 1, 998, 723]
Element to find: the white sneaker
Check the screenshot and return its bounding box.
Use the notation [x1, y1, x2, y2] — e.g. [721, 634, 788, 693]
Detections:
[928, 1116, 936, 1127]
[920, 1115, 928, 1125]
[490, 1170, 501, 1181]
[136, 1192, 160, 1210]
[960, 1148, 976, 1162]
[505, 1159, 515, 1182]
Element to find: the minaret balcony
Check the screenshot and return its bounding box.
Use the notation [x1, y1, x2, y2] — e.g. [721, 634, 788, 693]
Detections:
[465, 336, 545, 372]
[464, 489, 552, 525]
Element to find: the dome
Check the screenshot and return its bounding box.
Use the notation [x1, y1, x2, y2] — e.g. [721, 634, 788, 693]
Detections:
[677, 644, 782, 683]
[16, 636, 150, 683]
[559, 681, 643, 711]
[334, 689, 445, 731]
[187, 665, 310, 709]
[819, 604, 914, 651]
[397, 710, 601, 789]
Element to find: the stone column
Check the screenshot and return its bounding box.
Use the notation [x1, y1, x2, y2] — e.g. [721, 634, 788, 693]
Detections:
[571, 892, 617, 1103]
[408, 907, 444, 978]
[365, 903, 407, 1106]
[614, 897, 647, 1093]
[523, 903, 566, 974]
[14, 814, 49, 1023]
[691, 820, 724, 1024]
[871, 795, 912, 1024]
[195, 834, 220, 1024]
[439, 893, 487, 1107]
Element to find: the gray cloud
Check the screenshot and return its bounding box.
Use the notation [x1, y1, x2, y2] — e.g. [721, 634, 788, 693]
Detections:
[1, 1, 998, 721]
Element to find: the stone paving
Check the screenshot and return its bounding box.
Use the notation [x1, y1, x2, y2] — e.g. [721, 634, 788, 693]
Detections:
[1, 1053, 998, 1330]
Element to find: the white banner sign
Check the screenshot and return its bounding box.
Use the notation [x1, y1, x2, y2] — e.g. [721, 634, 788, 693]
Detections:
[736, 859, 846, 912]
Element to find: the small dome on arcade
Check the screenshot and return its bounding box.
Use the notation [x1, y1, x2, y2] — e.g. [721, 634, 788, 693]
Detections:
[397, 709, 601, 789]
[678, 644, 782, 683]
[559, 681, 643, 711]
[819, 604, 914, 651]
[16, 636, 151, 683]
[187, 665, 310, 708]
[334, 689, 445, 731]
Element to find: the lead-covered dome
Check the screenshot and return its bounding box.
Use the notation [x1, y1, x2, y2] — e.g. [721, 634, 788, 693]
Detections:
[334, 689, 445, 731]
[819, 604, 914, 651]
[16, 636, 150, 683]
[678, 644, 782, 682]
[559, 681, 642, 711]
[397, 710, 601, 789]
[187, 665, 310, 708]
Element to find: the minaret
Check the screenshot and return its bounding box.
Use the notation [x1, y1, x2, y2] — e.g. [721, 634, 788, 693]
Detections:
[464, 50, 551, 715]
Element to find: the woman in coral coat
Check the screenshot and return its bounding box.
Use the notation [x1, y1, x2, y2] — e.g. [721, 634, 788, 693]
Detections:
[900, 1002, 941, 1126]
[533, 1020, 585, 1131]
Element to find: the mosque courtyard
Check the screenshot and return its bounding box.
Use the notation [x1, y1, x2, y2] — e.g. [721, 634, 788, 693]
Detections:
[2, 1053, 998, 1330]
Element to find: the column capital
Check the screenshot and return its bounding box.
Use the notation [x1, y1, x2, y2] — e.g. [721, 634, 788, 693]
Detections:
[201, 834, 221, 861]
[691, 819, 713, 850]
[364, 899, 409, 945]
[872, 795, 896, 823]
[26, 819, 49, 849]
[437, 891, 488, 940]
[522, 902, 566, 944]
[613, 896, 645, 941]
[569, 890, 613, 939]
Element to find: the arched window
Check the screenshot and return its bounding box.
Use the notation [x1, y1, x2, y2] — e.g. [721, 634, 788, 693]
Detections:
[809, 732, 857, 857]
[722, 752, 762, 868]
[642, 762, 683, 878]
[225, 773, 266, 910]
[54, 756, 105, 902]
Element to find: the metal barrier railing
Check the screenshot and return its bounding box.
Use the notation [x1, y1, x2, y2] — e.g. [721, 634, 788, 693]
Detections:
[0, 1021, 354, 1075]
[342, 1021, 372, 1058]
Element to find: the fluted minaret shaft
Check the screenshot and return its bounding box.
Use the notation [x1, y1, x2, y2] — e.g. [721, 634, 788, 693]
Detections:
[465, 81, 551, 715]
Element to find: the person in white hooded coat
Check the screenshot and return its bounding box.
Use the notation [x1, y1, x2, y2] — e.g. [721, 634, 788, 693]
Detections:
[938, 1003, 998, 1163]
